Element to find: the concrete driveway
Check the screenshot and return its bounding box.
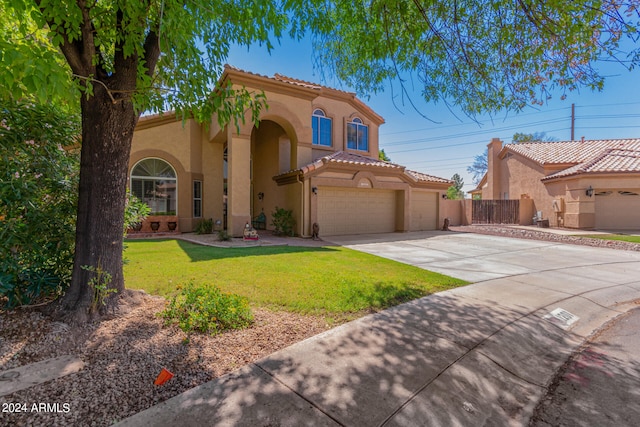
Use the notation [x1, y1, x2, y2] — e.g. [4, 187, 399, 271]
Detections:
[327, 230, 640, 282]
[118, 231, 640, 427]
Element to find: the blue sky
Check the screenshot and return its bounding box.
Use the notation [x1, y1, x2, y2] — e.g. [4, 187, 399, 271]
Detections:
[227, 36, 640, 193]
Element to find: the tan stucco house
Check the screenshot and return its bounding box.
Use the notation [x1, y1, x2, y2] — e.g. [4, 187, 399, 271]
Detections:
[472, 137, 640, 230]
[129, 66, 451, 237]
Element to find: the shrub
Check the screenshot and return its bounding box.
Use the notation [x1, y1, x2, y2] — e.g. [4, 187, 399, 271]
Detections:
[271, 206, 296, 236]
[195, 218, 213, 234]
[124, 191, 151, 235]
[160, 282, 253, 335]
[217, 230, 232, 241]
[0, 99, 80, 308]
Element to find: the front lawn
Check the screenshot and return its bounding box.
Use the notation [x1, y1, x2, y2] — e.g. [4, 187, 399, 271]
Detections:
[581, 234, 640, 244]
[124, 239, 467, 317]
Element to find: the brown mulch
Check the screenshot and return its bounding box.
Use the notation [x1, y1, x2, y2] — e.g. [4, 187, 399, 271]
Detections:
[0, 290, 332, 427]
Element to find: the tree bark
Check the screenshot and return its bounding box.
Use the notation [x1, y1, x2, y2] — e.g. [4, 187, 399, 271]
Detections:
[54, 84, 138, 323]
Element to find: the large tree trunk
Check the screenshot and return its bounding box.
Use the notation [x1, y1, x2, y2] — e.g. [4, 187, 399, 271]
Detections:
[55, 85, 139, 323]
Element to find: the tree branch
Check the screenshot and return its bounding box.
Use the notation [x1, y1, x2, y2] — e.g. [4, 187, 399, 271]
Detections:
[143, 30, 161, 78]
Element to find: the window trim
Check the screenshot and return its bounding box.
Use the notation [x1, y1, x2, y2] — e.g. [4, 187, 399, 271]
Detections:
[130, 157, 178, 216]
[347, 117, 369, 152]
[193, 180, 203, 218]
[312, 108, 332, 147]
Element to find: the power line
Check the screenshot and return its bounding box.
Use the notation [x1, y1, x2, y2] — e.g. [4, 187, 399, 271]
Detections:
[383, 118, 569, 147]
[380, 105, 573, 136]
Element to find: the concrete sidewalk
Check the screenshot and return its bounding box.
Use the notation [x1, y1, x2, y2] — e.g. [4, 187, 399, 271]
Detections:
[115, 232, 640, 426]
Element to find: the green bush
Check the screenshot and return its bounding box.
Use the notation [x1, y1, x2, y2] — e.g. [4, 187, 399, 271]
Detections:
[0, 99, 152, 308]
[0, 99, 80, 308]
[217, 230, 232, 241]
[271, 206, 296, 236]
[160, 282, 253, 335]
[195, 218, 213, 234]
[124, 191, 151, 235]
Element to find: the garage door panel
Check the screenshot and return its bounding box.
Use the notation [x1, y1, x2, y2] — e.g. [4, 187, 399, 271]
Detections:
[595, 190, 640, 230]
[318, 188, 396, 236]
[411, 191, 438, 231]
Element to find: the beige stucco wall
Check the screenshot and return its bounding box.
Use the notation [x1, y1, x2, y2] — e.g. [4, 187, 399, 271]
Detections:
[131, 69, 433, 237]
[440, 199, 463, 226]
[130, 118, 204, 232]
[483, 147, 570, 227]
[252, 121, 290, 231]
[311, 95, 380, 159]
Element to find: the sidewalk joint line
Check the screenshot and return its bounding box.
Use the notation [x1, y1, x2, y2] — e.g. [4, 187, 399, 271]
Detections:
[253, 363, 346, 427]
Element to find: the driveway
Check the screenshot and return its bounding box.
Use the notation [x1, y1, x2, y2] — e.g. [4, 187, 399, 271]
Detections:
[118, 231, 640, 427]
[326, 230, 640, 282]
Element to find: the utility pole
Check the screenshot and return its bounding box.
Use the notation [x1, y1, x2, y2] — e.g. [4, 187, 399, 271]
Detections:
[571, 103, 575, 141]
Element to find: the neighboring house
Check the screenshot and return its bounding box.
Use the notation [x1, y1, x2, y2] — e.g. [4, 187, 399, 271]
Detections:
[130, 66, 452, 237]
[472, 137, 640, 229]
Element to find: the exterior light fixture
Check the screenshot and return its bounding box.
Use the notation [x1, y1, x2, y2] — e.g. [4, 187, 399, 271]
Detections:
[312, 187, 318, 195]
[585, 186, 594, 197]
[258, 192, 264, 200]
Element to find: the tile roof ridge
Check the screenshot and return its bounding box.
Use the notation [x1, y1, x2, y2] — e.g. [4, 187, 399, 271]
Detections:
[273, 73, 354, 95]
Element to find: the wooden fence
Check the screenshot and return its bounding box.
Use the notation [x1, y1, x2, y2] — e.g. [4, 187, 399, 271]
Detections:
[472, 200, 520, 224]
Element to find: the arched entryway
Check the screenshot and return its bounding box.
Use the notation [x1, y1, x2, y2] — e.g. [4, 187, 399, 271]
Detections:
[251, 120, 297, 230]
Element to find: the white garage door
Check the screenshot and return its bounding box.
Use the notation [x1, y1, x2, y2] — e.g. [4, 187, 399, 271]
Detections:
[595, 190, 640, 230]
[411, 191, 438, 231]
[317, 187, 396, 236]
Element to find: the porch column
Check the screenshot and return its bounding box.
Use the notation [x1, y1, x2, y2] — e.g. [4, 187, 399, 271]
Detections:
[227, 133, 252, 236]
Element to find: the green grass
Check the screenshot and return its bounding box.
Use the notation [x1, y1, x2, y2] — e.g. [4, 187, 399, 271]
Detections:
[580, 234, 640, 244]
[124, 239, 468, 317]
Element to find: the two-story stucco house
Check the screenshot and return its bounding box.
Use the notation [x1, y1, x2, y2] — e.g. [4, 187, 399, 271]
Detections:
[472, 137, 640, 230]
[129, 66, 452, 237]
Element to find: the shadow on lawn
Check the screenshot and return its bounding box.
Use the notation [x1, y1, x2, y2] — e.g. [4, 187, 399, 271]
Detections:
[127, 238, 339, 262]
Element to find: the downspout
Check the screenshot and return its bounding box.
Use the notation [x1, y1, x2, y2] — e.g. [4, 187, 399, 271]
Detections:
[296, 172, 306, 237]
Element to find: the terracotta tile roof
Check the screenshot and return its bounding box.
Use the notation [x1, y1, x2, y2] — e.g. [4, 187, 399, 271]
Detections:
[543, 148, 640, 180]
[282, 151, 403, 176]
[273, 74, 329, 91]
[406, 170, 453, 184]
[504, 138, 640, 165]
[274, 151, 451, 184]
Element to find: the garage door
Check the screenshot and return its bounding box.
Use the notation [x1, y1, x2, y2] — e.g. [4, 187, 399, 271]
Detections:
[317, 187, 396, 236]
[595, 190, 640, 229]
[411, 191, 438, 231]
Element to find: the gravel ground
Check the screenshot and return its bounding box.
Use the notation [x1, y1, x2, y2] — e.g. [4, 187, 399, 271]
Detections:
[0, 291, 332, 427]
[1, 226, 638, 427]
[450, 225, 640, 252]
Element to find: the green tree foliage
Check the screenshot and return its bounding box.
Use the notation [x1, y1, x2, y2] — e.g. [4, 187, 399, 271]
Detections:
[318, 1, 640, 118]
[379, 149, 391, 161]
[0, 0, 323, 320]
[512, 132, 557, 143]
[467, 150, 488, 186]
[446, 173, 464, 199]
[0, 99, 80, 308]
[3, 0, 638, 320]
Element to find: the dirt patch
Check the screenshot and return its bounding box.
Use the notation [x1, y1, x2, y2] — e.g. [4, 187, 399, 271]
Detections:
[0, 290, 333, 426]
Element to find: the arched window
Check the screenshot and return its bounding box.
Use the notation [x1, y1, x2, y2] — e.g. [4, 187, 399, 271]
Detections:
[130, 158, 177, 215]
[312, 108, 332, 146]
[347, 117, 368, 151]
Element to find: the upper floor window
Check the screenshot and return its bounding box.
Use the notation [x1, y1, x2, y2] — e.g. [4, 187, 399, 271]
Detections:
[130, 158, 177, 215]
[347, 117, 368, 152]
[312, 109, 332, 147]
